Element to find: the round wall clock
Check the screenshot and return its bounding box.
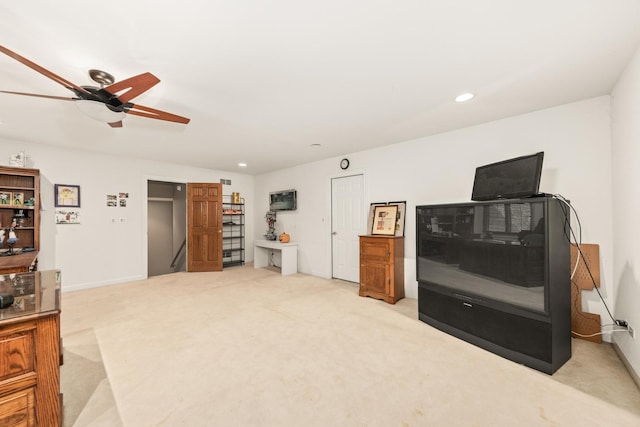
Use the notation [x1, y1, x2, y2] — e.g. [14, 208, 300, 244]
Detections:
[340, 158, 350, 170]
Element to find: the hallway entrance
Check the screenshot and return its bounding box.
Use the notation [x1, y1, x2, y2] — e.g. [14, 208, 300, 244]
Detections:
[147, 180, 187, 276]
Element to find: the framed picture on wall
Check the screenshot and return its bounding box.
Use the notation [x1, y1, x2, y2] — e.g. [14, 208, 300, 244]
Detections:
[371, 205, 398, 235]
[55, 210, 81, 224]
[389, 201, 406, 237]
[55, 184, 81, 208]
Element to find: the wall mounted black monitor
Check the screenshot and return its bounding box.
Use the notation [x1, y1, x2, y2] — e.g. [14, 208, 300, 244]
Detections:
[269, 189, 297, 211]
[471, 152, 544, 201]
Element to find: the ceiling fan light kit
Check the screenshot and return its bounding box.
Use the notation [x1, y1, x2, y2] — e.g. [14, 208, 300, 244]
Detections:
[0, 45, 190, 127]
[75, 99, 126, 123]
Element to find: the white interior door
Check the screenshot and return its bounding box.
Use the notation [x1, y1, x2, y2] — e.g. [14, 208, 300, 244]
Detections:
[332, 174, 365, 282]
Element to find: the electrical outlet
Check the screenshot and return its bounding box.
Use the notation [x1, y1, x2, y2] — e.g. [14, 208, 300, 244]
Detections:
[629, 326, 636, 339]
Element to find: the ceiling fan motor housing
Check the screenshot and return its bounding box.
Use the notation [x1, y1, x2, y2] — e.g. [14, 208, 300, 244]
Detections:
[76, 86, 126, 111]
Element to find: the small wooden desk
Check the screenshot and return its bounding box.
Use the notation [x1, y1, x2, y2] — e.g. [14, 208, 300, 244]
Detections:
[254, 240, 298, 276]
[0, 251, 38, 274]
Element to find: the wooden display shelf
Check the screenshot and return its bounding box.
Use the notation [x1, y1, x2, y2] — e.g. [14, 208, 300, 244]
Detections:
[0, 252, 38, 274]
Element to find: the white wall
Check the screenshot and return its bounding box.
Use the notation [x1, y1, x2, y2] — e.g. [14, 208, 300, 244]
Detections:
[611, 45, 640, 378]
[0, 140, 254, 291]
[2, 91, 633, 375]
[255, 96, 615, 329]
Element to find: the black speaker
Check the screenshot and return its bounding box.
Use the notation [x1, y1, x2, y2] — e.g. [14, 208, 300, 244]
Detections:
[0, 293, 15, 309]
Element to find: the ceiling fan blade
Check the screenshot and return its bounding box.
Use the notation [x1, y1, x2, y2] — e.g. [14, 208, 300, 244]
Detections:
[0, 45, 91, 96]
[0, 90, 75, 101]
[104, 72, 160, 103]
[108, 121, 123, 128]
[125, 103, 190, 124]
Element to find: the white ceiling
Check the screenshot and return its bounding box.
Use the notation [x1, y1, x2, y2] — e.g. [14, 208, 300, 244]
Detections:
[1, 1, 640, 175]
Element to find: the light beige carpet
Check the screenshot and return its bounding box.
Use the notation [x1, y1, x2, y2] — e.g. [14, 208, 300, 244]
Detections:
[61, 266, 640, 426]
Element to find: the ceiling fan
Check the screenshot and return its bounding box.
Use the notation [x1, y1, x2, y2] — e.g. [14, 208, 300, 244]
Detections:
[0, 45, 190, 128]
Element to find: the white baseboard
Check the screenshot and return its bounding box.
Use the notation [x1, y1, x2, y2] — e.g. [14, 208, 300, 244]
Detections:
[612, 341, 640, 390]
[62, 275, 146, 293]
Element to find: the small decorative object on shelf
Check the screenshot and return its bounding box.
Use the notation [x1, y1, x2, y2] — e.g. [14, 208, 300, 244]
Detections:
[265, 211, 277, 240]
[13, 210, 26, 227]
[2, 219, 19, 256]
[9, 150, 28, 167]
[13, 192, 23, 206]
[0, 293, 14, 309]
[279, 232, 290, 243]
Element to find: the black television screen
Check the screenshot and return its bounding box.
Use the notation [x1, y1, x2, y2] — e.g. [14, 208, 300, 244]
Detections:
[416, 199, 548, 313]
[269, 189, 297, 211]
[471, 152, 544, 201]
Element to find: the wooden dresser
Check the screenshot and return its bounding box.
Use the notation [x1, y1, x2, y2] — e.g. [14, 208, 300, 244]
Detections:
[0, 270, 61, 426]
[359, 235, 405, 304]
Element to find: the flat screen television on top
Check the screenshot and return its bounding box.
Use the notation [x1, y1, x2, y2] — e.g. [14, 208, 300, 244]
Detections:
[270, 189, 297, 211]
[471, 152, 544, 201]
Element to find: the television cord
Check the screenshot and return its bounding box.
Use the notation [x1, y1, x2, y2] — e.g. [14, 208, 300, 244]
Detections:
[571, 327, 628, 338]
[552, 194, 625, 328]
[270, 251, 280, 268]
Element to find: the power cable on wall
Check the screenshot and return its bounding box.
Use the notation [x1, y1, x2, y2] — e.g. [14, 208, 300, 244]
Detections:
[553, 194, 625, 328]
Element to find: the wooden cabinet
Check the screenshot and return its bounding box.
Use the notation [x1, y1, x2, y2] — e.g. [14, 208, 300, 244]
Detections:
[0, 270, 61, 426]
[359, 235, 405, 304]
[0, 167, 40, 274]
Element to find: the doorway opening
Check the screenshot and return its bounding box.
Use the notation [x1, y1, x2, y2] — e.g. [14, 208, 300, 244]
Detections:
[148, 180, 187, 277]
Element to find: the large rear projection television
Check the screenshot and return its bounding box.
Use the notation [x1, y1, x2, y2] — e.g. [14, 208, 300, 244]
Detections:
[416, 197, 571, 374]
[471, 152, 544, 201]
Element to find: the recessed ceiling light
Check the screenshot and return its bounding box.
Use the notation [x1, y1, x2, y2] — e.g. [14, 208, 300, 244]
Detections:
[238, 162, 247, 167]
[455, 92, 475, 103]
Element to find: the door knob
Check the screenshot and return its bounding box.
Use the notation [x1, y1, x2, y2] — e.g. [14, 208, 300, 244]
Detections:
[332, 232, 337, 235]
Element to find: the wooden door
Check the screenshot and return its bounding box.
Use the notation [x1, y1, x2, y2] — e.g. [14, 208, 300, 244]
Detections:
[187, 183, 223, 272]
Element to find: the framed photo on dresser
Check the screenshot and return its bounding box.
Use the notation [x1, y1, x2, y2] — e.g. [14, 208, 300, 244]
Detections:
[367, 202, 388, 234]
[388, 201, 406, 237]
[371, 205, 398, 235]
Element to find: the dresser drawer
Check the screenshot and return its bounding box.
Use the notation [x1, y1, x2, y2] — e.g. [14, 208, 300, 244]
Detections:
[0, 386, 35, 427]
[0, 324, 35, 382]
